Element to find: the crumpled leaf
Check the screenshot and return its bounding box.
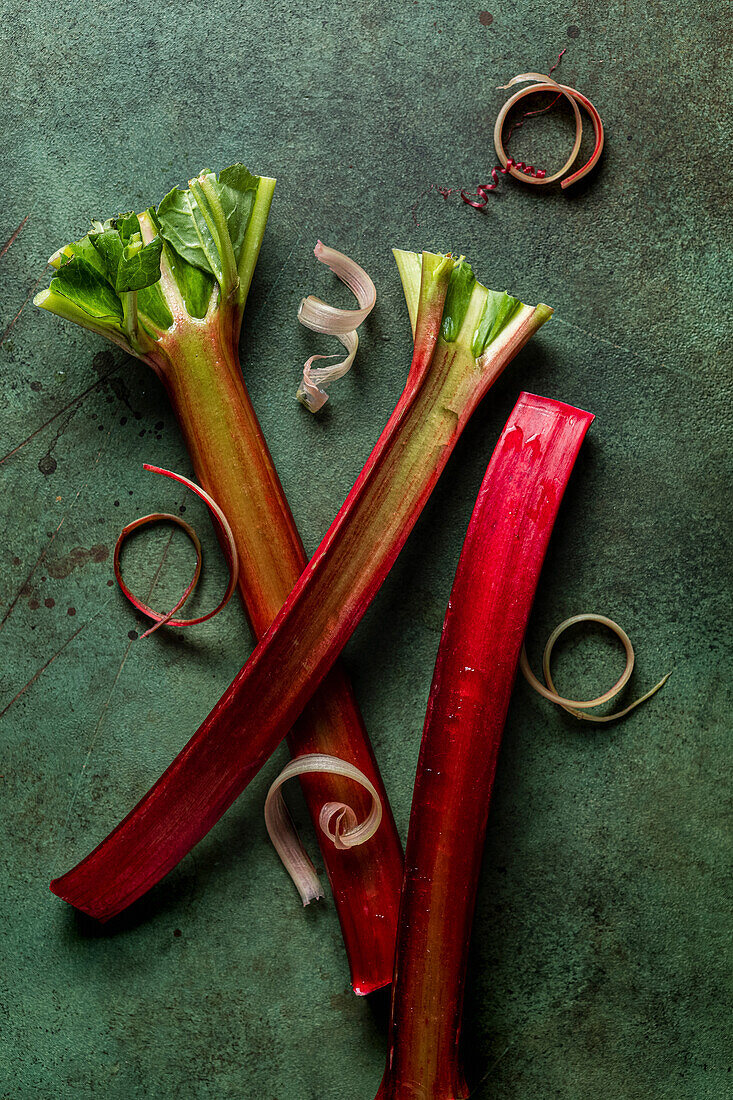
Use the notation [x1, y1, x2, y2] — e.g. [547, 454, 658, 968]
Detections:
[50, 256, 123, 323]
[156, 165, 259, 286]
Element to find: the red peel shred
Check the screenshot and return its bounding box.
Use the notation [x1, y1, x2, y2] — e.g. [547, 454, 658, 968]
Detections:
[495, 73, 604, 189]
[113, 464, 239, 636]
[459, 50, 604, 206]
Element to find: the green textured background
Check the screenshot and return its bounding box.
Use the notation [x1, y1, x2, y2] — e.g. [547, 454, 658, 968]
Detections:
[1, 2, 730, 1097]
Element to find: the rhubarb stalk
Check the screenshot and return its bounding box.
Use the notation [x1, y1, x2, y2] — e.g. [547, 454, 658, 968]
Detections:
[376, 392, 593, 1100]
[36, 166, 403, 994]
[49, 249, 552, 943]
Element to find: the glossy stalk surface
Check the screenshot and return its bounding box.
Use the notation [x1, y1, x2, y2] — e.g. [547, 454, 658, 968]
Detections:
[377, 392, 593, 1099]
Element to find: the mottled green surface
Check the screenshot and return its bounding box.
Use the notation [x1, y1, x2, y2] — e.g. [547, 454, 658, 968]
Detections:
[1, 2, 730, 1097]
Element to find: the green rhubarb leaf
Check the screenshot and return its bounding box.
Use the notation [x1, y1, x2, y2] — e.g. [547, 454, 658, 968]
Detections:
[115, 211, 141, 242]
[146, 206, 214, 319]
[166, 241, 214, 318]
[66, 235, 111, 280]
[471, 291, 521, 357]
[50, 256, 123, 323]
[157, 181, 222, 280]
[156, 165, 259, 287]
[217, 164, 259, 264]
[137, 281, 174, 331]
[115, 236, 163, 294]
[441, 259, 476, 343]
[89, 228, 124, 283]
[89, 226, 164, 295]
[36, 164, 273, 346]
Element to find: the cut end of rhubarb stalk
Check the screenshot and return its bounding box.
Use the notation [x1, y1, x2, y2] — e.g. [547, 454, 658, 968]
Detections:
[394, 248, 552, 365]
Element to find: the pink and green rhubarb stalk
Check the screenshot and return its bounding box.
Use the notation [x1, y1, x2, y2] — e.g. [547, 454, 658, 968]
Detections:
[39, 222, 552, 986]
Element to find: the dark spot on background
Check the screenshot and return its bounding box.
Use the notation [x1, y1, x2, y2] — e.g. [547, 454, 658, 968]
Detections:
[478, 11, 493, 25]
[44, 597, 55, 609]
[67, 607, 76, 616]
[28, 598, 39, 610]
[47, 544, 109, 580]
[107, 579, 114, 587]
[38, 453, 57, 476]
[155, 421, 164, 431]
[108, 375, 137, 415]
[568, 24, 580, 37]
[114, 500, 120, 507]
[173, 929, 182, 937]
[12, 556, 21, 566]
[30, 380, 42, 392]
[92, 350, 114, 376]
[128, 630, 138, 640]
[120, 416, 127, 426]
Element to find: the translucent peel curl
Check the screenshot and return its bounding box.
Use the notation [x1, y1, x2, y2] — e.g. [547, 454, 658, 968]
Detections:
[113, 464, 239, 637]
[520, 614, 671, 722]
[264, 753, 383, 905]
[297, 241, 376, 413]
[494, 73, 604, 190]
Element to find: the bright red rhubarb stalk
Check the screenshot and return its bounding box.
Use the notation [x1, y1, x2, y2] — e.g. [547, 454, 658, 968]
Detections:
[48, 251, 552, 944]
[376, 392, 593, 1099]
[35, 165, 402, 994]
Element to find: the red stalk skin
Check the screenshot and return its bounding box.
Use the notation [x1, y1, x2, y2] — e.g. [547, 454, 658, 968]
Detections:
[50, 279, 549, 942]
[156, 324, 403, 995]
[376, 392, 593, 1100]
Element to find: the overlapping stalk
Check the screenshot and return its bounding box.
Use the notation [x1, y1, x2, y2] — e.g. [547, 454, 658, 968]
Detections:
[49, 251, 552, 933]
[377, 393, 593, 1099]
[36, 166, 403, 993]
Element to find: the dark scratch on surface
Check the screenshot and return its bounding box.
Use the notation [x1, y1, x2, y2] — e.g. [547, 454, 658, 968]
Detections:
[57, 530, 176, 847]
[474, 1043, 512, 1093]
[0, 215, 29, 261]
[0, 610, 102, 719]
[0, 431, 112, 632]
[37, 404, 78, 476]
[0, 267, 51, 347]
[1, 362, 122, 466]
[250, 234, 304, 328]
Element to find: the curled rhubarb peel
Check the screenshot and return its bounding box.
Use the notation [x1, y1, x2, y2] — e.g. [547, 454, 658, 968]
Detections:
[297, 241, 376, 412]
[36, 167, 403, 995]
[114, 465, 239, 637]
[377, 393, 593, 1100]
[265, 754, 383, 906]
[50, 251, 552, 945]
[494, 73, 604, 189]
[521, 613, 671, 721]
